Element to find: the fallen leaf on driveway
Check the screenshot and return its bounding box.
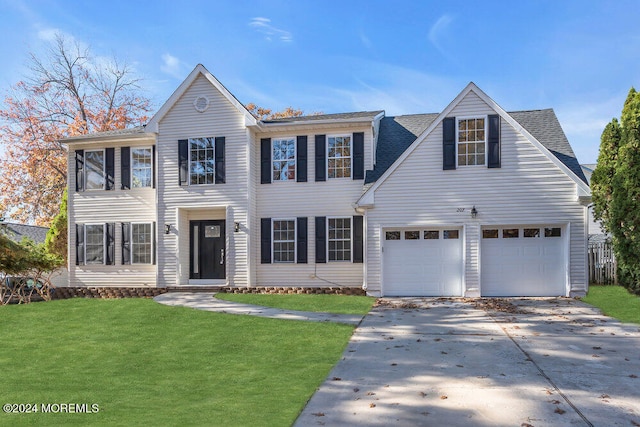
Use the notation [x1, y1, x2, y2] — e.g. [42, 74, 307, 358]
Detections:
[332, 377, 342, 381]
[369, 403, 376, 408]
[418, 391, 427, 397]
[600, 394, 610, 399]
[521, 423, 534, 427]
[312, 412, 325, 417]
[440, 395, 448, 400]
[555, 407, 566, 414]
[353, 388, 359, 392]
[630, 374, 638, 378]
[456, 364, 464, 368]
[367, 392, 376, 396]
[592, 346, 601, 350]
[390, 363, 397, 366]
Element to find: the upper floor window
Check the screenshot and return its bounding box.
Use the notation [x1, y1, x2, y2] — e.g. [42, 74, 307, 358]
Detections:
[328, 135, 351, 178]
[131, 147, 153, 188]
[190, 137, 215, 185]
[85, 150, 105, 190]
[272, 138, 296, 181]
[457, 118, 486, 166]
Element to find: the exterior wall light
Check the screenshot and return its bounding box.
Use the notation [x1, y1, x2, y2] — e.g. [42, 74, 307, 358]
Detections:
[234, 222, 240, 232]
[471, 206, 478, 219]
[165, 224, 171, 234]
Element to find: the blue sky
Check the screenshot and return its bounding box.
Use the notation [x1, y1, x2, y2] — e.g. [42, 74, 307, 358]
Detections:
[1, 0, 639, 164]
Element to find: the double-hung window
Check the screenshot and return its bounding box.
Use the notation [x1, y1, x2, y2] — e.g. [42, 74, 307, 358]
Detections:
[85, 224, 105, 264]
[328, 217, 351, 261]
[457, 118, 486, 166]
[272, 219, 296, 263]
[327, 135, 351, 178]
[190, 137, 215, 185]
[131, 147, 152, 188]
[85, 150, 105, 190]
[131, 223, 152, 264]
[272, 138, 296, 181]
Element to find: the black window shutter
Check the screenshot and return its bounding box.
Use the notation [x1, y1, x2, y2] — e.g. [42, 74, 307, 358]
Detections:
[488, 114, 501, 168]
[443, 117, 456, 170]
[178, 139, 189, 185]
[315, 216, 326, 263]
[260, 138, 271, 184]
[152, 145, 157, 188]
[353, 132, 365, 180]
[76, 223, 84, 265]
[297, 217, 308, 263]
[353, 215, 364, 263]
[122, 222, 131, 265]
[106, 222, 115, 265]
[215, 137, 225, 184]
[315, 135, 326, 182]
[296, 136, 307, 182]
[121, 147, 131, 190]
[261, 218, 271, 263]
[105, 148, 115, 190]
[75, 150, 84, 192]
[152, 222, 157, 265]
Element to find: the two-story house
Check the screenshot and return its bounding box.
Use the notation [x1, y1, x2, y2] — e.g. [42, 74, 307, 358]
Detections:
[64, 64, 591, 297]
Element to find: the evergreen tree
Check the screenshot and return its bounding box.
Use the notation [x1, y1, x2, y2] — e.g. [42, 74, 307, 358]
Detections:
[593, 87, 640, 294]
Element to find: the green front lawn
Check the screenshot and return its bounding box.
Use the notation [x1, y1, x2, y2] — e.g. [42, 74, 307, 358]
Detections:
[0, 298, 355, 426]
[215, 292, 375, 314]
[582, 285, 640, 324]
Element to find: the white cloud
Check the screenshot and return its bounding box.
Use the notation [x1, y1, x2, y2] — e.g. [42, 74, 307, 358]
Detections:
[160, 53, 187, 79]
[428, 14, 454, 56]
[249, 17, 293, 43]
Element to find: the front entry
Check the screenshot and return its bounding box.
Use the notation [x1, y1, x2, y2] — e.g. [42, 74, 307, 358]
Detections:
[190, 220, 226, 280]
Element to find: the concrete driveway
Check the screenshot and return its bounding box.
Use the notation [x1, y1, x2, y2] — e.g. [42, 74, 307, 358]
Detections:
[295, 298, 640, 427]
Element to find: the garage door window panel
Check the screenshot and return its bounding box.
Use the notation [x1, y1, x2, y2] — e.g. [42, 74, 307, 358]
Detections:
[444, 230, 459, 239]
[386, 231, 400, 240]
[483, 229, 498, 239]
[545, 227, 561, 237]
[524, 228, 540, 238]
[424, 230, 439, 239]
[503, 229, 519, 238]
[405, 231, 420, 240]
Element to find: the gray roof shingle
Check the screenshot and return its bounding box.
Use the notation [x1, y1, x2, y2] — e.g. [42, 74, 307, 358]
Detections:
[366, 109, 588, 184]
[262, 110, 384, 124]
[1, 223, 49, 244]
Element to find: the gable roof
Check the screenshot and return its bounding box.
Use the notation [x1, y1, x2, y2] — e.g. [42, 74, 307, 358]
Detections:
[0, 222, 49, 245]
[358, 82, 590, 206]
[146, 64, 257, 132]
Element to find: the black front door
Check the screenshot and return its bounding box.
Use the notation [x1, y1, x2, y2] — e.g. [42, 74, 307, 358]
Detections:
[190, 220, 225, 279]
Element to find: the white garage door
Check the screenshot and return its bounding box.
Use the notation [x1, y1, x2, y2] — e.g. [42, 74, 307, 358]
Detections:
[383, 228, 463, 296]
[481, 226, 566, 296]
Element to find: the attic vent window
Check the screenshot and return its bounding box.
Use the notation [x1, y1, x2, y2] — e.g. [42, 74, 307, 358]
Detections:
[194, 96, 210, 113]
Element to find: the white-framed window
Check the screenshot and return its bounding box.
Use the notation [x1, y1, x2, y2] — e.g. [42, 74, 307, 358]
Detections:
[457, 117, 486, 166]
[189, 137, 215, 185]
[327, 135, 351, 178]
[131, 147, 153, 188]
[272, 138, 296, 181]
[85, 149, 105, 190]
[85, 224, 105, 264]
[328, 217, 351, 261]
[131, 223, 153, 264]
[272, 219, 296, 263]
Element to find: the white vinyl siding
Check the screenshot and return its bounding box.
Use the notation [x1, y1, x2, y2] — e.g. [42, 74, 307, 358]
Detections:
[67, 137, 157, 287]
[155, 74, 249, 287]
[255, 126, 372, 288]
[365, 90, 586, 297]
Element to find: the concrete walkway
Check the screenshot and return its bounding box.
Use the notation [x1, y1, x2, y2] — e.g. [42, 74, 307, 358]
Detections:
[153, 292, 364, 325]
[295, 298, 640, 427]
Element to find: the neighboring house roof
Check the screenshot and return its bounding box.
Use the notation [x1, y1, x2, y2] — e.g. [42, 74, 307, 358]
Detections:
[262, 110, 385, 124]
[581, 163, 597, 183]
[0, 222, 49, 244]
[62, 126, 152, 144]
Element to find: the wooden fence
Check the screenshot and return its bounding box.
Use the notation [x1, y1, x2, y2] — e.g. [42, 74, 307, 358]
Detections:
[588, 241, 617, 285]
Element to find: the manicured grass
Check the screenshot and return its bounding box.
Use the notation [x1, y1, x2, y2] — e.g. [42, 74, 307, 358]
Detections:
[582, 285, 640, 324]
[215, 292, 376, 315]
[0, 298, 355, 426]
